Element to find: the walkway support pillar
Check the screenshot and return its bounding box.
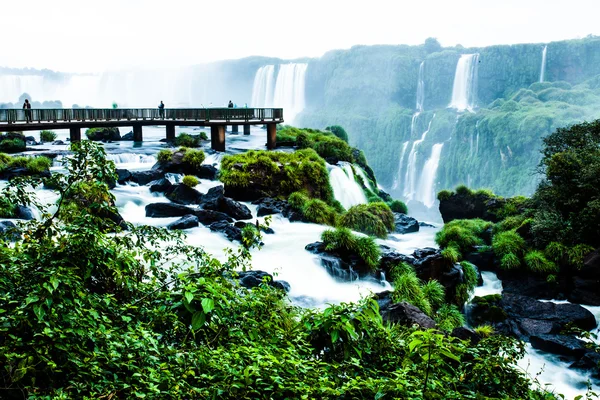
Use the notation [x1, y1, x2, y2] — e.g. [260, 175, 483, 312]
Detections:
[166, 124, 175, 141]
[231, 125, 239, 134]
[133, 124, 143, 142]
[211, 125, 226, 152]
[69, 127, 81, 142]
[243, 125, 251, 135]
[266, 123, 277, 150]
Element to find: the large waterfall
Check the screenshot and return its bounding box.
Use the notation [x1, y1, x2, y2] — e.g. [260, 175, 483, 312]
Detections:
[539, 45, 548, 83]
[448, 54, 480, 112]
[272, 63, 308, 123]
[329, 163, 367, 210]
[415, 61, 425, 113]
[403, 115, 435, 200]
[391, 141, 409, 190]
[415, 143, 444, 208]
[250, 65, 276, 108]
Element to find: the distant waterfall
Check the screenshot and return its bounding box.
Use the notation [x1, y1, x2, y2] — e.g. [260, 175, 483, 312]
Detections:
[415, 143, 444, 208]
[539, 46, 548, 83]
[391, 141, 409, 190]
[329, 163, 367, 210]
[273, 63, 308, 123]
[449, 54, 480, 112]
[403, 114, 435, 199]
[415, 61, 425, 112]
[251, 65, 275, 107]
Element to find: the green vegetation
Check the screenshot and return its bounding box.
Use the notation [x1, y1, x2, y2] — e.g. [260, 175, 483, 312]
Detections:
[175, 133, 201, 147]
[338, 202, 395, 238]
[435, 304, 466, 332]
[0, 137, 26, 153]
[524, 250, 558, 274]
[435, 219, 492, 257]
[492, 230, 526, 259]
[157, 149, 172, 163]
[39, 130, 57, 142]
[181, 148, 206, 168]
[321, 228, 380, 271]
[0, 153, 51, 175]
[389, 199, 408, 213]
[302, 198, 338, 226]
[325, 125, 349, 142]
[474, 325, 495, 338]
[182, 175, 199, 187]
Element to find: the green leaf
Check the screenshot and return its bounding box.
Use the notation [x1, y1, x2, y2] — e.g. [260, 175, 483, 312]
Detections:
[191, 311, 206, 330]
[331, 329, 339, 343]
[201, 298, 214, 314]
[184, 291, 194, 304]
[33, 304, 45, 321]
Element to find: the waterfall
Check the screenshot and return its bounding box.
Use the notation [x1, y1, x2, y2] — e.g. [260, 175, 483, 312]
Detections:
[250, 65, 275, 107]
[539, 45, 548, 83]
[354, 166, 376, 192]
[449, 54, 480, 112]
[391, 141, 409, 190]
[273, 63, 308, 123]
[415, 143, 444, 208]
[403, 114, 435, 199]
[106, 153, 157, 165]
[415, 61, 425, 112]
[329, 162, 367, 209]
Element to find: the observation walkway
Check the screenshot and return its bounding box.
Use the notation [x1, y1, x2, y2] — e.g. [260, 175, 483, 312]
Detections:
[0, 108, 284, 151]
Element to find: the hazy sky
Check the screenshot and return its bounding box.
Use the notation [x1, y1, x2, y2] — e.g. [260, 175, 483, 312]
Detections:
[2, 0, 599, 73]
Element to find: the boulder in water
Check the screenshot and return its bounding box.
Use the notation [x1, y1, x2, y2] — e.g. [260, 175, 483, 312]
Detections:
[209, 221, 242, 242]
[149, 178, 173, 193]
[393, 213, 419, 234]
[530, 334, 588, 358]
[237, 270, 290, 292]
[376, 296, 436, 328]
[145, 202, 195, 218]
[0, 220, 21, 241]
[200, 185, 252, 220]
[86, 127, 121, 141]
[165, 183, 203, 205]
[305, 241, 370, 280]
[167, 215, 199, 230]
[131, 170, 165, 186]
[15, 205, 35, 220]
[121, 131, 134, 141]
[194, 209, 233, 225]
[116, 169, 132, 184]
[252, 197, 288, 217]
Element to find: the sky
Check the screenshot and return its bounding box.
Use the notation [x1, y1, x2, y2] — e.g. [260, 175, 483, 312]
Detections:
[2, 0, 599, 73]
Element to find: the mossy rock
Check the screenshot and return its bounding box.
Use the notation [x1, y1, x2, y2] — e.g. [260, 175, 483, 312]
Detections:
[85, 127, 121, 141]
[468, 295, 507, 326]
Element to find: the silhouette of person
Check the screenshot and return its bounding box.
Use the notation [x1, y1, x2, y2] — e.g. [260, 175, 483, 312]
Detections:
[228, 100, 233, 108]
[158, 100, 165, 119]
[22, 99, 32, 123]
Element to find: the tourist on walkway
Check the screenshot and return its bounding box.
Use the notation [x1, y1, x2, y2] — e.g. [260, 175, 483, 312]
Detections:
[158, 101, 165, 119]
[228, 100, 233, 108]
[22, 99, 32, 123]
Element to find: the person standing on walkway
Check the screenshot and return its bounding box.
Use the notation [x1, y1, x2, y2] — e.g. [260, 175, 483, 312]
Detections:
[22, 99, 32, 123]
[158, 101, 165, 119]
[228, 100, 233, 108]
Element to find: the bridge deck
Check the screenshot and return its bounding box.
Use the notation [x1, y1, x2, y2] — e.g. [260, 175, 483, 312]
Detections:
[0, 108, 284, 151]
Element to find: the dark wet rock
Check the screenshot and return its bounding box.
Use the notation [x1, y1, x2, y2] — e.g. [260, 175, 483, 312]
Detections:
[194, 209, 233, 225]
[165, 183, 203, 205]
[131, 169, 165, 185]
[465, 249, 496, 271]
[0, 220, 21, 241]
[209, 221, 242, 242]
[569, 277, 600, 306]
[196, 165, 218, 180]
[252, 197, 288, 217]
[501, 275, 562, 300]
[86, 127, 121, 141]
[571, 352, 600, 375]
[393, 213, 419, 234]
[306, 241, 369, 280]
[200, 185, 224, 209]
[378, 298, 436, 328]
[51, 140, 65, 145]
[116, 169, 132, 184]
[439, 192, 506, 223]
[121, 131, 134, 141]
[237, 270, 290, 292]
[451, 327, 481, 345]
[149, 178, 173, 193]
[25, 136, 36, 142]
[530, 334, 589, 358]
[419, 221, 436, 228]
[378, 189, 392, 203]
[167, 215, 199, 230]
[0, 167, 51, 180]
[15, 205, 35, 220]
[200, 186, 251, 220]
[152, 152, 219, 180]
[145, 202, 194, 218]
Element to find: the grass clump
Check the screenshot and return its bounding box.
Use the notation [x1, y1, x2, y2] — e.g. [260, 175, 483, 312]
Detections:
[567, 244, 595, 268]
[455, 185, 473, 196]
[182, 175, 199, 188]
[441, 246, 460, 263]
[474, 325, 495, 338]
[339, 202, 394, 238]
[500, 253, 521, 270]
[435, 304, 465, 332]
[321, 228, 380, 271]
[0, 138, 26, 153]
[302, 199, 337, 226]
[524, 250, 558, 274]
[182, 149, 206, 169]
[40, 130, 57, 142]
[175, 133, 201, 148]
[422, 280, 446, 311]
[391, 268, 432, 316]
[389, 199, 408, 214]
[0, 154, 51, 174]
[437, 189, 453, 201]
[492, 230, 526, 259]
[435, 219, 492, 255]
[460, 261, 479, 290]
[157, 149, 172, 163]
[288, 191, 309, 210]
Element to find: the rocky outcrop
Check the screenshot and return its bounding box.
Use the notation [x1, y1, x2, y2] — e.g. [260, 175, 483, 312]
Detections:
[374, 292, 436, 328]
[252, 197, 289, 217]
[121, 131, 134, 141]
[116, 169, 132, 184]
[209, 221, 242, 242]
[130, 170, 165, 186]
[85, 127, 121, 141]
[165, 184, 203, 205]
[149, 178, 173, 193]
[439, 192, 505, 223]
[152, 150, 219, 180]
[530, 334, 589, 358]
[145, 203, 194, 218]
[200, 186, 252, 220]
[167, 215, 199, 230]
[305, 241, 371, 280]
[393, 213, 419, 234]
[237, 270, 290, 292]
[0, 167, 51, 180]
[194, 209, 233, 225]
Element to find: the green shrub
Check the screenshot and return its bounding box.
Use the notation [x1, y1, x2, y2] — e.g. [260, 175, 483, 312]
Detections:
[339, 202, 394, 238]
[391, 269, 432, 316]
[199, 132, 208, 141]
[474, 188, 495, 198]
[0, 153, 11, 165]
[9, 156, 29, 167]
[500, 253, 521, 270]
[389, 199, 408, 214]
[567, 244, 595, 268]
[544, 241, 567, 262]
[435, 304, 465, 332]
[455, 185, 473, 196]
[157, 149, 172, 163]
[474, 325, 494, 337]
[40, 130, 57, 142]
[182, 175, 199, 188]
[0, 197, 16, 218]
[460, 261, 479, 290]
[321, 228, 380, 270]
[524, 251, 558, 274]
[175, 133, 201, 148]
[302, 199, 337, 226]
[492, 230, 526, 258]
[325, 125, 349, 143]
[26, 156, 52, 173]
[454, 283, 471, 305]
[441, 246, 460, 263]
[436, 219, 492, 254]
[296, 132, 313, 149]
[437, 189, 453, 201]
[422, 280, 446, 311]
[288, 191, 309, 210]
[0, 138, 26, 153]
[182, 149, 206, 168]
[546, 274, 557, 284]
[496, 215, 526, 232]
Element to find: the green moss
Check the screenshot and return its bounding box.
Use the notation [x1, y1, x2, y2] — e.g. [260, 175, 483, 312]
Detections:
[302, 199, 337, 226]
[435, 219, 492, 255]
[325, 125, 349, 143]
[496, 215, 527, 232]
[389, 199, 408, 214]
[455, 185, 473, 196]
[437, 190, 453, 201]
[157, 149, 172, 163]
[441, 246, 460, 263]
[175, 133, 201, 148]
[391, 269, 432, 316]
[182, 175, 199, 188]
[338, 202, 394, 238]
[288, 191, 309, 210]
[321, 228, 380, 271]
[0, 138, 26, 153]
[182, 149, 206, 169]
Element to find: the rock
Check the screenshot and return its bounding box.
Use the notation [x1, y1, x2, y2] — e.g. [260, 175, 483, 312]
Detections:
[530, 334, 589, 358]
[393, 213, 419, 234]
[200, 186, 224, 209]
[0, 220, 21, 240]
[569, 277, 600, 306]
[116, 169, 132, 184]
[86, 127, 121, 141]
[419, 221, 436, 228]
[439, 192, 505, 223]
[131, 170, 165, 186]
[165, 184, 203, 205]
[571, 351, 600, 375]
[451, 327, 481, 345]
[379, 300, 437, 328]
[145, 202, 195, 218]
[501, 275, 561, 301]
[252, 197, 287, 217]
[153, 157, 219, 181]
[468, 295, 508, 327]
[306, 241, 370, 279]
[465, 249, 496, 271]
[0, 167, 51, 180]
[194, 209, 233, 225]
[196, 165, 218, 180]
[121, 131, 134, 141]
[149, 178, 173, 193]
[218, 197, 252, 220]
[271, 280, 291, 292]
[209, 221, 242, 242]
[51, 140, 65, 145]
[237, 270, 291, 292]
[167, 215, 199, 230]
[15, 205, 35, 220]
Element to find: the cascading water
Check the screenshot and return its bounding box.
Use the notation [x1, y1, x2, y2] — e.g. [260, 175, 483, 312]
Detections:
[415, 61, 425, 113]
[329, 162, 367, 209]
[539, 45, 548, 83]
[273, 63, 308, 123]
[403, 114, 435, 200]
[391, 141, 409, 190]
[415, 143, 444, 208]
[449, 54, 480, 112]
[250, 65, 275, 107]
